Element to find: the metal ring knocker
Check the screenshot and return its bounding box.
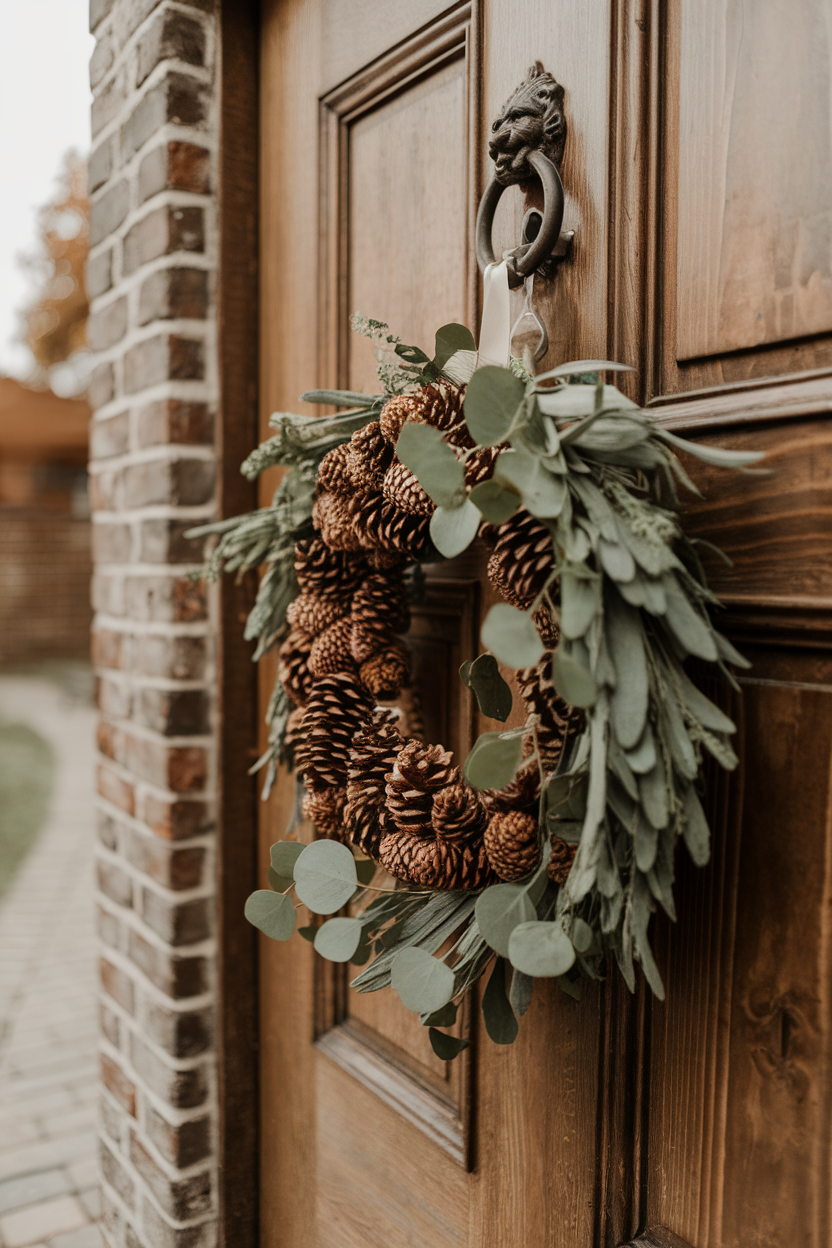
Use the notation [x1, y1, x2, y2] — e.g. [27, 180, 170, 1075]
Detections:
[475, 149, 565, 290]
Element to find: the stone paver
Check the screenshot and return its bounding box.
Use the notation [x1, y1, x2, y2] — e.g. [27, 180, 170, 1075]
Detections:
[0, 678, 99, 1248]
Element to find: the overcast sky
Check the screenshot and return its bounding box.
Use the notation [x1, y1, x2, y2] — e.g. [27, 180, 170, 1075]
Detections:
[0, 0, 94, 379]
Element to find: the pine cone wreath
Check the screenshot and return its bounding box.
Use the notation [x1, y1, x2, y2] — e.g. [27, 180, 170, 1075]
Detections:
[347, 421, 394, 489]
[302, 784, 347, 840]
[308, 617, 355, 677]
[286, 591, 349, 638]
[431, 781, 489, 843]
[345, 709, 404, 858]
[381, 461, 434, 517]
[278, 629, 315, 706]
[485, 511, 555, 610]
[385, 740, 459, 836]
[547, 836, 577, 886]
[294, 537, 367, 596]
[484, 810, 541, 881]
[359, 643, 410, 700]
[378, 832, 495, 890]
[352, 572, 410, 635]
[294, 673, 373, 791]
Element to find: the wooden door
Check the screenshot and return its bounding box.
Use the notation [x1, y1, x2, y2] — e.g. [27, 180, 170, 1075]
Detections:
[254, 3, 832, 1245]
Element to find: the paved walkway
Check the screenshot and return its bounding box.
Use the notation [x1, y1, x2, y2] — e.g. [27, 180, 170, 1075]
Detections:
[0, 676, 101, 1248]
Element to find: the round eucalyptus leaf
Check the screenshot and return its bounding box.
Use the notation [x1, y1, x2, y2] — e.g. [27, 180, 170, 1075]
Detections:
[421, 1001, 459, 1028]
[464, 366, 525, 446]
[429, 499, 481, 558]
[433, 322, 476, 370]
[481, 603, 544, 669]
[495, 450, 566, 519]
[244, 890, 297, 942]
[463, 731, 523, 791]
[293, 839, 358, 914]
[270, 841, 305, 880]
[570, 917, 594, 953]
[463, 653, 513, 722]
[429, 1028, 470, 1061]
[391, 947, 455, 1014]
[508, 920, 576, 978]
[313, 917, 363, 963]
[267, 865, 293, 893]
[552, 648, 597, 708]
[481, 957, 519, 1045]
[475, 884, 536, 958]
[297, 925, 316, 943]
[469, 478, 521, 524]
[396, 423, 464, 508]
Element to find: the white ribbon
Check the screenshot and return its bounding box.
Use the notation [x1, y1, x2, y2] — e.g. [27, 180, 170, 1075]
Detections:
[477, 260, 511, 369]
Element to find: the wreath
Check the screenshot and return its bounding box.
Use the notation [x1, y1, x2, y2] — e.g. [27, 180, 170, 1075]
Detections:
[192, 316, 761, 1055]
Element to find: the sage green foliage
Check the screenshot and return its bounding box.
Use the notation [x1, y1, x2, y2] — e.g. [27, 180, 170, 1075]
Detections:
[0, 722, 55, 899]
[221, 318, 760, 1050]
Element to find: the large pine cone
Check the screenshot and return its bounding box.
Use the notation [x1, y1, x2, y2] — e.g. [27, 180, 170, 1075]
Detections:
[278, 629, 314, 706]
[379, 394, 417, 445]
[294, 537, 367, 595]
[385, 741, 459, 836]
[294, 673, 373, 790]
[302, 785, 347, 840]
[382, 461, 433, 517]
[547, 836, 577, 886]
[359, 644, 409, 700]
[378, 383, 470, 449]
[308, 617, 355, 677]
[313, 491, 364, 552]
[286, 591, 349, 637]
[347, 491, 433, 560]
[485, 511, 554, 610]
[317, 443, 354, 495]
[516, 654, 581, 772]
[347, 421, 394, 489]
[431, 781, 489, 843]
[484, 763, 540, 815]
[378, 832, 495, 890]
[484, 810, 541, 881]
[352, 572, 410, 635]
[345, 709, 403, 858]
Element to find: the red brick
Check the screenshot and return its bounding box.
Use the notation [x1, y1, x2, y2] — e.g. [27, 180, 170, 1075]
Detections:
[99, 1093, 122, 1146]
[87, 248, 113, 300]
[122, 205, 204, 275]
[123, 333, 204, 393]
[98, 860, 134, 908]
[124, 575, 207, 624]
[137, 10, 206, 85]
[97, 674, 132, 719]
[122, 73, 208, 159]
[87, 295, 128, 348]
[134, 633, 205, 680]
[123, 457, 214, 508]
[125, 736, 207, 792]
[139, 141, 210, 203]
[100, 958, 136, 1014]
[143, 1000, 212, 1058]
[137, 688, 209, 736]
[145, 1107, 210, 1167]
[91, 74, 126, 139]
[138, 267, 208, 324]
[90, 412, 129, 460]
[93, 521, 132, 563]
[140, 890, 210, 946]
[126, 832, 205, 890]
[100, 1138, 136, 1208]
[130, 1035, 208, 1108]
[138, 1197, 216, 1248]
[140, 794, 211, 841]
[129, 1133, 212, 1220]
[89, 361, 115, 409]
[92, 627, 125, 670]
[97, 809, 121, 851]
[136, 399, 212, 447]
[138, 516, 206, 563]
[101, 1052, 137, 1116]
[98, 763, 135, 816]
[128, 929, 207, 998]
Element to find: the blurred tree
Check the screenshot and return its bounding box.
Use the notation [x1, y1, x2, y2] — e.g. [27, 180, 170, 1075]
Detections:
[18, 150, 89, 385]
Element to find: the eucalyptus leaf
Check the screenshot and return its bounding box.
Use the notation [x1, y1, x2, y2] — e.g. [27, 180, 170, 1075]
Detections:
[267, 865, 293, 893]
[495, 450, 566, 518]
[270, 841, 304, 879]
[571, 918, 594, 954]
[560, 571, 600, 640]
[355, 857, 378, 886]
[461, 653, 513, 722]
[244, 890, 297, 942]
[469, 477, 521, 524]
[434, 322, 476, 369]
[314, 917, 363, 962]
[508, 921, 576, 978]
[606, 591, 649, 749]
[396, 423, 464, 508]
[482, 958, 519, 1044]
[297, 925, 316, 942]
[475, 884, 536, 957]
[391, 947, 455, 1014]
[509, 968, 535, 1017]
[430, 499, 481, 558]
[463, 731, 523, 790]
[464, 366, 525, 446]
[422, 1001, 458, 1028]
[481, 603, 545, 668]
[293, 839, 358, 914]
[682, 784, 710, 866]
[429, 1029, 470, 1061]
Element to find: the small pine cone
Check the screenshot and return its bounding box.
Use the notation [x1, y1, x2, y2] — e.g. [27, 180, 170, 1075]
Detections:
[431, 782, 489, 844]
[465, 446, 503, 487]
[385, 741, 459, 837]
[532, 604, 559, 650]
[350, 620, 393, 666]
[302, 785, 347, 840]
[484, 763, 540, 814]
[381, 462, 434, 517]
[348, 492, 433, 560]
[486, 511, 555, 610]
[294, 673, 373, 790]
[484, 811, 541, 881]
[379, 394, 420, 445]
[309, 617, 355, 677]
[294, 537, 367, 595]
[313, 491, 364, 551]
[347, 422, 394, 489]
[352, 572, 410, 635]
[345, 709, 404, 858]
[547, 836, 577, 886]
[286, 591, 349, 637]
[317, 443, 354, 494]
[359, 644, 409, 699]
[516, 654, 580, 772]
[378, 832, 495, 890]
[412, 382, 471, 447]
[278, 629, 315, 706]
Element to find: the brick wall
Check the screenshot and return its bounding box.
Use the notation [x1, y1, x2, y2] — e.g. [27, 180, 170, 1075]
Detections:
[87, 3, 220, 1245]
[0, 512, 93, 666]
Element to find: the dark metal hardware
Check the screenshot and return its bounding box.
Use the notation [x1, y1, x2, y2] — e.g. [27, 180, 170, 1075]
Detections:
[475, 62, 574, 289]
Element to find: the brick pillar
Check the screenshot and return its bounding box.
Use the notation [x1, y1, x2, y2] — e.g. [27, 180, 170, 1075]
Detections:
[88, 3, 219, 1245]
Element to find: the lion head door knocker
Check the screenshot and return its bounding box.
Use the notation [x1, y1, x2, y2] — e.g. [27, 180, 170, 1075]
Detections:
[476, 63, 575, 360]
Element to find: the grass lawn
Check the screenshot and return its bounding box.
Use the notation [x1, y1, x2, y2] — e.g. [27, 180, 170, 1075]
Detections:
[0, 721, 56, 900]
